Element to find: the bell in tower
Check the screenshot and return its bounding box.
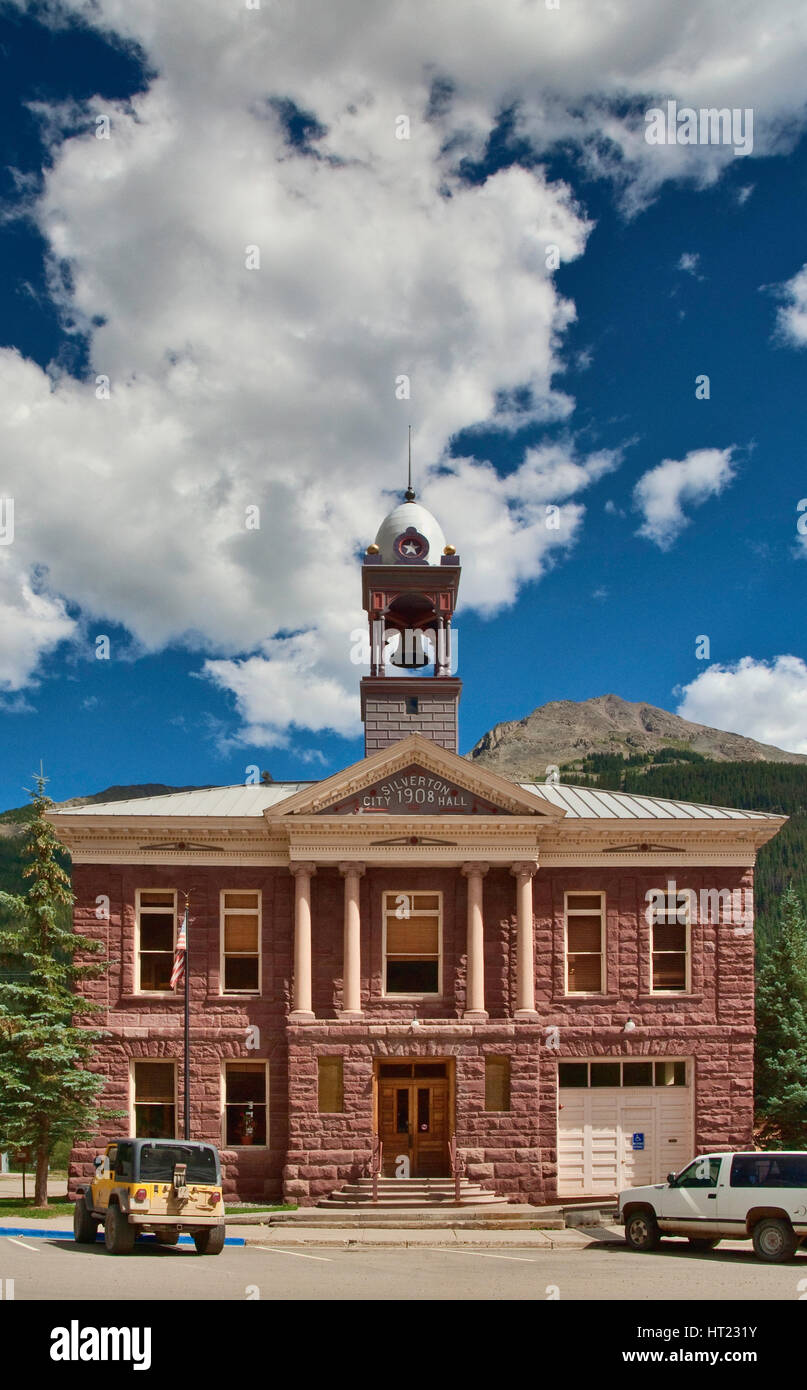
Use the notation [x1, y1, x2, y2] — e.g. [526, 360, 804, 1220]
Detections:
[360, 460, 462, 755]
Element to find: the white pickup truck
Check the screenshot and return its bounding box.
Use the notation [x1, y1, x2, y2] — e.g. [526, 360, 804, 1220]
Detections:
[619, 1151, 807, 1262]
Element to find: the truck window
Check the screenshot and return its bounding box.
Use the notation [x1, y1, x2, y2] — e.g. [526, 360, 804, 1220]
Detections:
[731, 1155, 807, 1188]
[137, 1143, 220, 1185]
[673, 1157, 721, 1188]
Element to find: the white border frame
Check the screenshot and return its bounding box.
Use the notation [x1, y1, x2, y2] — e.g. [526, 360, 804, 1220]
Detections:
[381, 889, 443, 1000]
[134, 888, 178, 995]
[219, 888, 262, 996]
[563, 890, 606, 995]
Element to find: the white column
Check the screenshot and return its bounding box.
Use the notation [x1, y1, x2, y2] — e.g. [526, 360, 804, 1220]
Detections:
[511, 861, 538, 1019]
[290, 862, 317, 1020]
[338, 861, 365, 1017]
[461, 862, 489, 1019]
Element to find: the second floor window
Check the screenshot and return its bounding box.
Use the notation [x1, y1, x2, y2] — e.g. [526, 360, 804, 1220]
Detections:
[137, 889, 177, 992]
[221, 891, 261, 993]
[383, 891, 441, 996]
[650, 891, 690, 992]
[565, 892, 605, 993]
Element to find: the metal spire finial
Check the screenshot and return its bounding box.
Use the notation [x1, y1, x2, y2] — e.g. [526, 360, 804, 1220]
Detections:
[405, 425, 415, 501]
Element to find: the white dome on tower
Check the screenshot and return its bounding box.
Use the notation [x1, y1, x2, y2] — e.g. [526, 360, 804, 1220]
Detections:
[372, 499, 448, 566]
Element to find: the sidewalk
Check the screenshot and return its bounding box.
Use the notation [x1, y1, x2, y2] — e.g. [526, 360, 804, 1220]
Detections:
[0, 1173, 69, 1200]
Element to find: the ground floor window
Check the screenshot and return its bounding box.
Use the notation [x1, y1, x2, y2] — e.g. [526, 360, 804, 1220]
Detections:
[318, 1057, 344, 1113]
[484, 1056, 511, 1111]
[224, 1062, 267, 1146]
[133, 1061, 176, 1137]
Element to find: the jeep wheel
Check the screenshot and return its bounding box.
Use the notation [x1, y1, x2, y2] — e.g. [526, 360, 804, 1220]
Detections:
[73, 1198, 98, 1245]
[155, 1231, 179, 1246]
[104, 1205, 136, 1255]
[752, 1218, 797, 1263]
[193, 1225, 226, 1255]
[688, 1237, 721, 1251]
[624, 1210, 661, 1252]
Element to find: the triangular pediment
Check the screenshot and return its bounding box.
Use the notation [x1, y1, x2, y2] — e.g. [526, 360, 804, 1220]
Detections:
[264, 735, 566, 820]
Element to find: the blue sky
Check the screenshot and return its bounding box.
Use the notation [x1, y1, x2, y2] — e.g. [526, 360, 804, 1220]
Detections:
[1, 0, 806, 809]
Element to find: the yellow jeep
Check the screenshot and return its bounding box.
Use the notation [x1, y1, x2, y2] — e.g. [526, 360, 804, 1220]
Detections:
[74, 1138, 226, 1255]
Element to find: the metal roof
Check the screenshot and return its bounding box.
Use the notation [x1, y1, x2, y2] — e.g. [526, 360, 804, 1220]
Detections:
[51, 779, 779, 821]
[518, 782, 778, 821]
[53, 784, 313, 816]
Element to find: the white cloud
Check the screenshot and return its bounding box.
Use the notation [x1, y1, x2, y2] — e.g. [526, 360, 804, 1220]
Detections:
[775, 264, 807, 347]
[3, 0, 807, 737]
[633, 447, 736, 549]
[676, 656, 807, 755]
[423, 443, 621, 613]
[203, 633, 360, 748]
[677, 252, 701, 276]
[0, 555, 77, 693]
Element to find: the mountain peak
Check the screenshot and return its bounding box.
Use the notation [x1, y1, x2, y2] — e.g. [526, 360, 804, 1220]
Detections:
[467, 695, 807, 778]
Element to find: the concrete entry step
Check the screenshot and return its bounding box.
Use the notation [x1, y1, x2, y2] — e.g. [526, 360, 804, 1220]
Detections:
[262, 1202, 565, 1230]
[317, 1176, 511, 1209]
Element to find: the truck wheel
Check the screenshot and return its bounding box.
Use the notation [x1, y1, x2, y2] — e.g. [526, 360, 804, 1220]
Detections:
[688, 1237, 721, 1251]
[624, 1210, 661, 1252]
[73, 1197, 98, 1245]
[752, 1218, 797, 1263]
[155, 1231, 179, 1246]
[104, 1205, 136, 1255]
[193, 1225, 226, 1256]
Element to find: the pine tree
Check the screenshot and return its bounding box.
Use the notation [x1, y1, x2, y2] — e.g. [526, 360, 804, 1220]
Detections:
[755, 884, 807, 1148]
[0, 772, 110, 1206]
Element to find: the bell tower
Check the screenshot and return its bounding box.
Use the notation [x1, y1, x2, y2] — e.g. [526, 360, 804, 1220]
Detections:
[360, 482, 461, 755]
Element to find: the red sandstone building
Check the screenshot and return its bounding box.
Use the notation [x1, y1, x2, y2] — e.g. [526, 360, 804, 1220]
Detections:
[51, 493, 785, 1205]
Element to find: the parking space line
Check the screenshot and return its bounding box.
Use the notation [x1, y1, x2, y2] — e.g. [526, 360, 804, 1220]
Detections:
[423, 1247, 536, 1262]
[5, 1236, 38, 1252]
[254, 1245, 333, 1262]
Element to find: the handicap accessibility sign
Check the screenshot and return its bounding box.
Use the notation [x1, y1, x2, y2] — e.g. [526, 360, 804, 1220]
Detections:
[632, 1132, 645, 1150]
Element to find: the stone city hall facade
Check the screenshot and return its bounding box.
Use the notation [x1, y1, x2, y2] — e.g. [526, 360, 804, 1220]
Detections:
[51, 493, 785, 1205]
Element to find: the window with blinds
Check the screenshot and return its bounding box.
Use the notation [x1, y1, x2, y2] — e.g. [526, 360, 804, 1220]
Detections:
[650, 891, 690, 992]
[221, 890, 261, 993]
[382, 891, 441, 996]
[318, 1057, 344, 1113]
[485, 1056, 511, 1111]
[136, 889, 177, 993]
[564, 891, 605, 994]
[133, 1061, 176, 1138]
[224, 1062, 267, 1146]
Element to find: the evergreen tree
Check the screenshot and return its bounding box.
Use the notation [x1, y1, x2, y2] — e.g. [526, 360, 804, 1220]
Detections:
[755, 884, 807, 1148]
[0, 772, 110, 1206]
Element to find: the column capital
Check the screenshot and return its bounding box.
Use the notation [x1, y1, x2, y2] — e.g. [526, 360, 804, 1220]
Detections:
[510, 861, 538, 879]
[460, 861, 490, 878]
[289, 861, 318, 878]
[338, 861, 367, 878]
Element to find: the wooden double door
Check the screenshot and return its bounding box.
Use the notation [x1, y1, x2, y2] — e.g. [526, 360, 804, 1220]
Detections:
[377, 1061, 452, 1177]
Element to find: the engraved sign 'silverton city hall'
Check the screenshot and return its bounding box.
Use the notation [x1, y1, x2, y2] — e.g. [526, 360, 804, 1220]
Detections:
[50, 489, 786, 1206]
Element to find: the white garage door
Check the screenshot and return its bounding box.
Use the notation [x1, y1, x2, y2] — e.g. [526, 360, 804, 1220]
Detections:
[557, 1062, 692, 1197]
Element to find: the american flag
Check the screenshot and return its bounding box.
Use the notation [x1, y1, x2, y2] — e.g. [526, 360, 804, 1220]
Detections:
[170, 904, 188, 989]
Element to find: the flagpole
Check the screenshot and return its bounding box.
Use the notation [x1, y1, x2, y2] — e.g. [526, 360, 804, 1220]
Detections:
[183, 892, 191, 1141]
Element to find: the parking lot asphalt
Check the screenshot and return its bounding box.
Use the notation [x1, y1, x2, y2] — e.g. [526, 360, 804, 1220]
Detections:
[2, 1228, 805, 1301]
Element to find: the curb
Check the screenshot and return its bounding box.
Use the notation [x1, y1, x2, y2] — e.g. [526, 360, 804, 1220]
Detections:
[0, 1226, 245, 1247]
